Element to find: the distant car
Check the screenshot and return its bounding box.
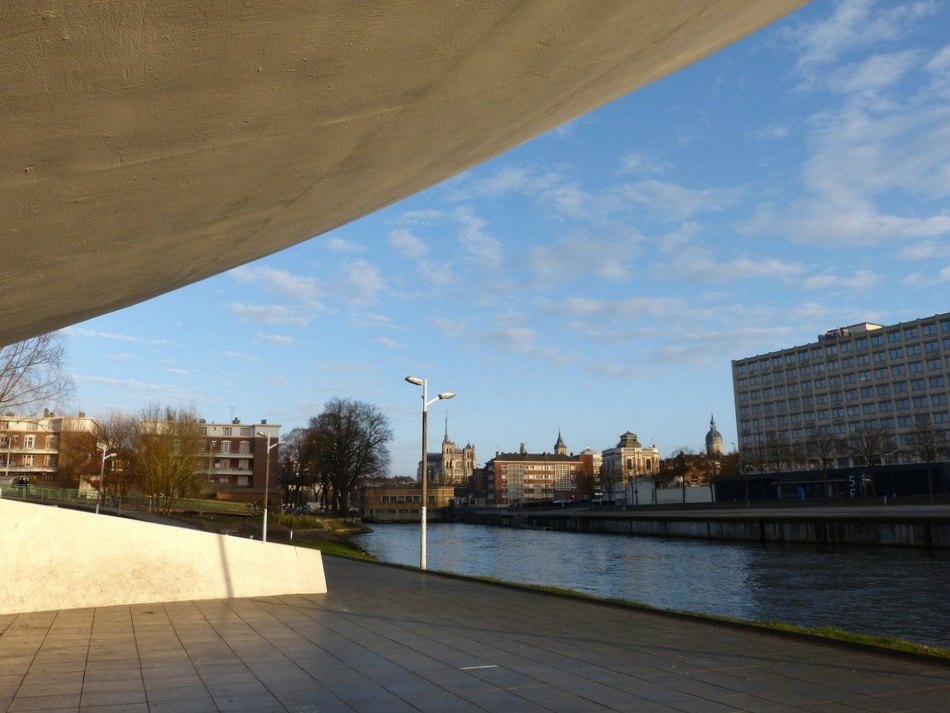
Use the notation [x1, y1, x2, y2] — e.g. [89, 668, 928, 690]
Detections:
[552, 499, 566, 507]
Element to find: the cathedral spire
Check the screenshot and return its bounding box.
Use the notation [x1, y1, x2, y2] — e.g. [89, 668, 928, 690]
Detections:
[443, 414, 450, 444]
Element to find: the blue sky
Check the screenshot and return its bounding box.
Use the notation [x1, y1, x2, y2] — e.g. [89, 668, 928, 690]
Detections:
[62, 0, 950, 475]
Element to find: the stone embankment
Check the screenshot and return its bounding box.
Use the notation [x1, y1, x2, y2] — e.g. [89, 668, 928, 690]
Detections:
[453, 505, 950, 548]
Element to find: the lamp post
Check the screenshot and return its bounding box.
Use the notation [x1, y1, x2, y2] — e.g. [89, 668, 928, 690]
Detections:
[257, 431, 279, 542]
[96, 442, 116, 515]
[405, 376, 455, 570]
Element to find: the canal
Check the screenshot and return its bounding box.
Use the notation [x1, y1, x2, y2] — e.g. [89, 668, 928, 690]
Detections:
[352, 522, 950, 648]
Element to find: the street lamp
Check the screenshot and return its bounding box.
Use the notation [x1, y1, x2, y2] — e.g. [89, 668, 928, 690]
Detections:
[257, 431, 279, 543]
[96, 442, 116, 515]
[405, 376, 455, 570]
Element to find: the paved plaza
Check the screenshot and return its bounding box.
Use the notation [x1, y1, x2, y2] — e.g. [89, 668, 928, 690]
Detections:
[1, 556, 948, 712]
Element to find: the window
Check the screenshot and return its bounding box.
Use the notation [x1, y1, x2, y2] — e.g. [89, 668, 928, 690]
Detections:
[896, 398, 910, 410]
[24, 435, 34, 448]
[22, 454, 33, 466]
[878, 401, 893, 413]
[846, 389, 858, 401]
[925, 341, 940, 353]
[786, 354, 796, 364]
[898, 416, 913, 428]
[930, 375, 946, 388]
[859, 371, 871, 382]
[894, 381, 909, 393]
[911, 379, 926, 391]
[941, 319, 950, 332]
[828, 360, 839, 371]
[888, 331, 901, 343]
[855, 337, 868, 350]
[223, 427, 232, 437]
[221, 441, 231, 453]
[891, 365, 906, 376]
[239, 459, 249, 470]
[874, 367, 888, 379]
[844, 373, 857, 384]
[863, 403, 876, 414]
[842, 357, 855, 368]
[935, 412, 950, 424]
[923, 323, 938, 336]
[847, 406, 860, 417]
[928, 358, 942, 370]
[241, 427, 253, 437]
[800, 365, 811, 376]
[906, 344, 921, 356]
[909, 361, 923, 374]
[860, 386, 874, 398]
[871, 334, 885, 347]
[832, 407, 844, 419]
[934, 394, 948, 406]
[873, 351, 886, 363]
[840, 342, 852, 353]
[889, 347, 903, 359]
[857, 354, 871, 366]
[904, 326, 920, 339]
[239, 440, 250, 454]
[877, 384, 890, 396]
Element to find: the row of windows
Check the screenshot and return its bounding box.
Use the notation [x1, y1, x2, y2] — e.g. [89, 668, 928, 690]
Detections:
[203, 426, 257, 437]
[739, 374, 947, 405]
[741, 411, 949, 434]
[1, 435, 59, 449]
[739, 393, 949, 419]
[735, 319, 950, 374]
[737, 349, 950, 388]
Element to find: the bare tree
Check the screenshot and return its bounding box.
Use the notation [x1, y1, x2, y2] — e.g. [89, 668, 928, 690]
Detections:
[94, 411, 142, 498]
[851, 427, 895, 499]
[0, 334, 73, 413]
[910, 416, 946, 503]
[135, 405, 205, 513]
[54, 429, 98, 489]
[807, 429, 841, 500]
[305, 399, 392, 515]
[279, 427, 316, 508]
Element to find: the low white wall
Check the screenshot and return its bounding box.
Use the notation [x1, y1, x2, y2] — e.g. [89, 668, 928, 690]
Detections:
[0, 499, 327, 615]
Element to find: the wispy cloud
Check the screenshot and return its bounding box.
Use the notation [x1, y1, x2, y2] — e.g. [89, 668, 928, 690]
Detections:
[163, 367, 190, 377]
[339, 260, 386, 306]
[529, 231, 642, 283]
[255, 333, 296, 345]
[230, 265, 323, 306]
[227, 303, 308, 326]
[802, 269, 881, 291]
[456, 208, 504, 270]
[378, 336, 406, 349]
[388, 228, 429, 260]
[65, 327, 168, 346]
[321, 236, 363, 253]
[211, 350, 260, 361]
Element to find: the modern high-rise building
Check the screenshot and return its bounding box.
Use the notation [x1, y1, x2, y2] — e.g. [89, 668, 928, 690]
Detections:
[732, 312, 950, 468]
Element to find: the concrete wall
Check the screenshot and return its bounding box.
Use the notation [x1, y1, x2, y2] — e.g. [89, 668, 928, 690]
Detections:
[0, 499, 326, 615]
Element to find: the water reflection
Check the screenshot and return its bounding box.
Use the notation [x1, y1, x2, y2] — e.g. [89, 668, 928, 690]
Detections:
[352, 522, 950, 647]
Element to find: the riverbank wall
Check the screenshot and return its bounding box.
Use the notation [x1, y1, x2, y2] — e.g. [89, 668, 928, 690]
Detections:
[452, 507, 950, 548]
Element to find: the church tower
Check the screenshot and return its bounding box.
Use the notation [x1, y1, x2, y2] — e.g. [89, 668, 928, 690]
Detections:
[554, 431, 567, 456]
[705, 414, 724, 457]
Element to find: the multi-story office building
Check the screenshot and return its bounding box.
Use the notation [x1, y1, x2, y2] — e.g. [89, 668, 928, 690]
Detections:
[732, 313, 950, 468]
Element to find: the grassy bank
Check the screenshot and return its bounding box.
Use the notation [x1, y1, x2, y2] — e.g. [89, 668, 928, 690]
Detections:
[166, 511, 376, 560]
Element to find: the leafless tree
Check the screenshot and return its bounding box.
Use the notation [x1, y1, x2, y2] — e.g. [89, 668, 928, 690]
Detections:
[134, 405, 205, 513]
[851, 427, 895, 499]
[0, 334, 73, 413]
[54, 429, 98, 489]
[93, 411, 142, 498]
[807, 429, 842, 500]
[910, 416, 946, 502]
[279, 427, 316, 508]
[304, 398, 392, 515]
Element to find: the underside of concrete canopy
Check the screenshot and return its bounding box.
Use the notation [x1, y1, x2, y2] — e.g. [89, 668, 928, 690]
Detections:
[0, 1, 807, 346]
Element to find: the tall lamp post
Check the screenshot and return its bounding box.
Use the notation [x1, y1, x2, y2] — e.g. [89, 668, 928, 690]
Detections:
[257, 431, 279, 542]
[405, 376, 455, 570]
[96, 442, 116, 515]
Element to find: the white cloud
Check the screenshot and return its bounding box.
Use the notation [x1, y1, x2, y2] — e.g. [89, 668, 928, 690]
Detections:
[212, 350, 260, 361]
[255, 333, 296, 345]
[753, 124, 791, 141]
[163, 367, 190, 377]
[321, 236, 362, 253]
[902, 264, 950, 286]
[339, 260, 386, 306]
[801, 269, 881, 291]
[230, 265, 323, 305]
[787, 0, 938, 78]
[267, 375, 290, 386]
[107, 353, 136, 361]
[387, 228, 429, 260]
[433, 317, 466, 339]
[529, 231, 642, 283]
[397, 209, 443, 225]
[824, 51, 919, 95]
[227, 303, 308, 326]
[65, 327, 167, 346]
[377, 336, 406, 349]
[618, 152, 670, 176]
[456, 208, 503, 270]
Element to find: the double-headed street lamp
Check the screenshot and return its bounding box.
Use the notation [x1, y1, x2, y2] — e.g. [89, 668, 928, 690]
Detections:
[405, 376, 455, 570]
[96, 442, 116, 515]
[257, 431, 279, 542]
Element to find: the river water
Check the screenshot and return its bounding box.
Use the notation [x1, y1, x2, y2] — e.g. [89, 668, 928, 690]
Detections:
[352, 522, 950, 648]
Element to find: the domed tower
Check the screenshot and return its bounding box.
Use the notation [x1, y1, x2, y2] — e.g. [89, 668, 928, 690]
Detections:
[705, 414, 723, 457]
[554, 430, 567, 456]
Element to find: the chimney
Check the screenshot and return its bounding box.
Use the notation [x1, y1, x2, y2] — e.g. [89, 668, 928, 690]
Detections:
[232, 417, 240, 424]
[261, 419, 267, 425]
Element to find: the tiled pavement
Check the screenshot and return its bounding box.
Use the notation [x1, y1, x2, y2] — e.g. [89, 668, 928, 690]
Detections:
[1, 556, 948, 712]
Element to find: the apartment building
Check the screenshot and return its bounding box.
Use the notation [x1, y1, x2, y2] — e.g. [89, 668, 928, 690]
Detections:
[732, 312, 950, 468]
[201, 418, 280, 491]
[484, 436, 583, 506]
[0, 411, 96, 483]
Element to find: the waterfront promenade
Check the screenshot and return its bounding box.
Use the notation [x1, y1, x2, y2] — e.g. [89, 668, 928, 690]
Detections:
[1, 557, 947, 712]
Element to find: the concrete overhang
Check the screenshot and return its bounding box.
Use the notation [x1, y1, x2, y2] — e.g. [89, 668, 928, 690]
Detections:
[0, 1, 807, 346]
